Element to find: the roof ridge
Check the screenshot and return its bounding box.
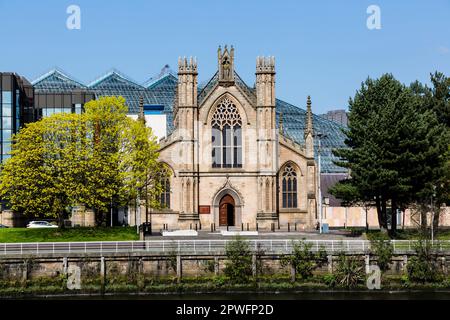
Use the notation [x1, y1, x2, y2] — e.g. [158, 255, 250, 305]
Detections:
[88, 68, 144, 88]
[32, 67, 86, 87]
[143, 65, 177, 88]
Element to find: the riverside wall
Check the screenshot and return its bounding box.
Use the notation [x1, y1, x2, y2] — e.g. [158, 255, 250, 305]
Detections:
[0, 251, 449, 283]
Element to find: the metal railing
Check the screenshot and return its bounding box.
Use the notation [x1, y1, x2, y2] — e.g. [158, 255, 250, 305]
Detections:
[1, 239, 450, 256]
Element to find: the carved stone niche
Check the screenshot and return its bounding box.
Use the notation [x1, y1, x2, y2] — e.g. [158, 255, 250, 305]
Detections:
[218, 45, 235, 86]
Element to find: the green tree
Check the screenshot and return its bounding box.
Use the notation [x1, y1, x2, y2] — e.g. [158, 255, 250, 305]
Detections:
[331, 74, 449, 237]
[369, 238, 393, 273]
[0, 96, 165, 227]
[406, 239, 442, 283]
[82, 96, 129, 225]
[0, 113, 88, 226]
[280, 241, 327, 281]
[119, 117, 167, 224]
[410, 73, 450, 237]
[223, 236, 253, 283]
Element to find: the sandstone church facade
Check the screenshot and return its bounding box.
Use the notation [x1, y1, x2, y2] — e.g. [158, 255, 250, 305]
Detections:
[143, 46, 319, 230]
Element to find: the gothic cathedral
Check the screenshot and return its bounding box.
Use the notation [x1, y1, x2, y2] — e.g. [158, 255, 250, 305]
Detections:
[152, 46, 317, 230]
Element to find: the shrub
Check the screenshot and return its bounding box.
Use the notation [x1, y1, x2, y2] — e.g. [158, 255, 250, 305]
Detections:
[370, 239, 393, 272]
[280, 241, 327, 281]
[322, 273, 337, 288]
[201, 260, 215, 273]
[334, 253, 365, 288]
[348, 227, 364, 237]
[406, 239, 442, 283]
[223, 236, 253, 283]
[213, 276, 227, 287]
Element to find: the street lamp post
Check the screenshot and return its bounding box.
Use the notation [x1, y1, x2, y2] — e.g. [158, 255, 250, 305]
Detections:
[431, 185, 436, 243]
[316, 132, 327, 234]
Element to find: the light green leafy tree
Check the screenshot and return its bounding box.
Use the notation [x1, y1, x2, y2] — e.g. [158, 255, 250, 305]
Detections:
[0, 96, 165, 227]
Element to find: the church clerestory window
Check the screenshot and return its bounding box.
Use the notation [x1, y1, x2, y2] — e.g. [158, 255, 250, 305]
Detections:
[211, 98, 242, 168]
[282, 165, 297, 208]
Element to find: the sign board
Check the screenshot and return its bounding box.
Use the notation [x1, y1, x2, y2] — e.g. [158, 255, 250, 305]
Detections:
[199, 205, 211, 214]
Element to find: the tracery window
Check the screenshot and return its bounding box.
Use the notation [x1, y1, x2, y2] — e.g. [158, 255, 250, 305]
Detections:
[282, 165, 297, 208]
[211, 98, 242, 168]
[159, 168, 171, 209]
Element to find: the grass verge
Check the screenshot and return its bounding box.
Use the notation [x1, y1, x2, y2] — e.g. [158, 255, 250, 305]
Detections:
[0, 227, 139, 243]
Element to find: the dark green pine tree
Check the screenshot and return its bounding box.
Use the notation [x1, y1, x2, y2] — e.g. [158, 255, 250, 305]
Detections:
[410, 72, 450, 235]
[331, 74, 448, 237]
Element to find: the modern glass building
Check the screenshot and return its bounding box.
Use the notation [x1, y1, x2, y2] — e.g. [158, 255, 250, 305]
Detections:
[0, 73, 34, 162]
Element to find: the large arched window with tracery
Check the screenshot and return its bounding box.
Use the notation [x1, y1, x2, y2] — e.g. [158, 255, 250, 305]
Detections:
[211, 98, 242, 168]
[282, 165, 297, 208]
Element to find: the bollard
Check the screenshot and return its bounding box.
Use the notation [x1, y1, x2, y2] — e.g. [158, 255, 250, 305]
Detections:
[213, 223, 216, 232]
[256, 223, 259, 231]
[241, 223, 244, 231]
[288, 223, 290, 232]
[227, 225, 229, 231]
[295, 223, 297, 231]
[247, 223, 249, 231]
[195, 224, 198, 231]
[271, 223, 275, 232]
[278, 221, 280, 230]
[199, 221, 202, 230]
[211, 223, 213, 232]
[190, 223, 192, 230]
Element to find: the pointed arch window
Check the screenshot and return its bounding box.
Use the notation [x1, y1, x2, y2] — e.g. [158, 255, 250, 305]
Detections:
[282, 165, 297, 208]
[159, 167, 171, 209]
[211, 98, 242, 168]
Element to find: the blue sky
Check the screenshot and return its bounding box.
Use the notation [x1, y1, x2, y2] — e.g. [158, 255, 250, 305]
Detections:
[0, 0, 449, 113]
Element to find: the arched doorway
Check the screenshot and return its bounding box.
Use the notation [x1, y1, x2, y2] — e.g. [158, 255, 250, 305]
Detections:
[219, 194, 235, 226]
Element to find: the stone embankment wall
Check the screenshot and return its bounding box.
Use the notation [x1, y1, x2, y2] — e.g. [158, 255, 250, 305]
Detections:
[1, 252, 449, 284]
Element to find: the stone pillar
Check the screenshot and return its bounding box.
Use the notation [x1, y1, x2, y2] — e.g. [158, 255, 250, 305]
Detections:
[290, 264, 296, 282]
[402, 255, 408, 271]
[63, 257, 68, 275]
[327, 255, 333, 273]
[137, 258, 144, 289]
[441, 257, 446, 274]
[22, 260, 29, 282]
[100, 257, 106, 292]
[214, 257, 220, 276]
[365, 255, 370, 274]
[176, 255, 182, 282]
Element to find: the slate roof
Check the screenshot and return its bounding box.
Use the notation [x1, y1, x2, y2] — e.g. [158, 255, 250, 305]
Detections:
[321, 173, 349, 206]
[32, 67, 348, 173]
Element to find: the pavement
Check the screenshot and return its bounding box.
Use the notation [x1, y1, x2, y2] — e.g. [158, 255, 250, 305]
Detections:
[144, 229, 364, 241]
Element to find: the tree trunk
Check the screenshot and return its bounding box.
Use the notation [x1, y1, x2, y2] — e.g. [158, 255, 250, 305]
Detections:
[58, 212, 65, 229]
[420, 203, 428, 232]
[375, 196, 384, 231]
[432, 204, 441, 239]
[381, 197, 388, 231]
[389, 198, 397, 237]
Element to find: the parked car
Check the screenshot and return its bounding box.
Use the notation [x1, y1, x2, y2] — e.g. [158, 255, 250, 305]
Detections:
[0, 224, 9, 228]
[26, 221, 58, 228]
